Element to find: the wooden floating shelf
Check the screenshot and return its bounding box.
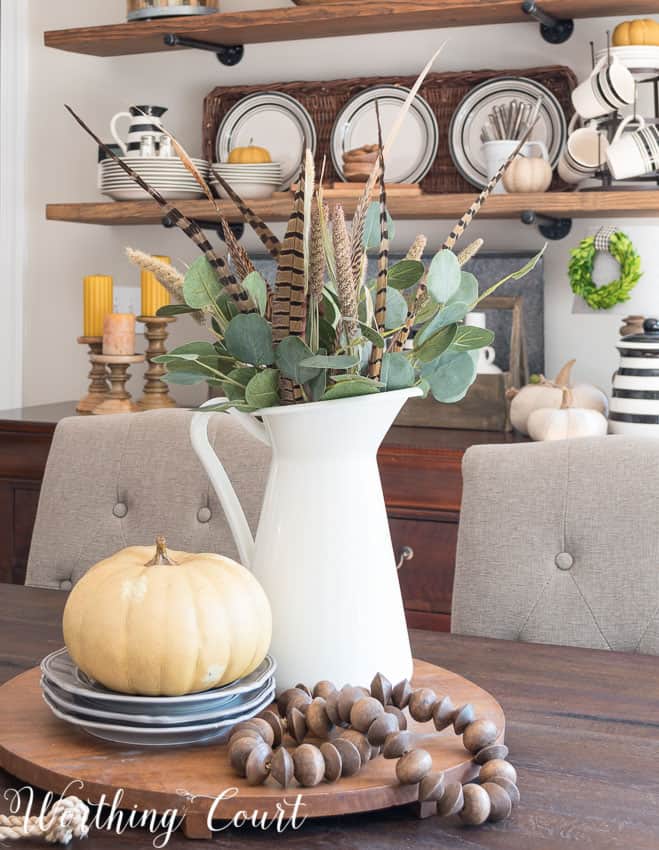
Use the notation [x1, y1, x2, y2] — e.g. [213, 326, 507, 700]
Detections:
[46, 192, 659, 226]
[44, 0, 659, 56]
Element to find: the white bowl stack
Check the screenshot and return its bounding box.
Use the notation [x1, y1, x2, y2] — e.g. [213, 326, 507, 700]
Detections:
[40, 647, 276, 747]
[99, 156, 210, 201]
[213, 162, 282, 199]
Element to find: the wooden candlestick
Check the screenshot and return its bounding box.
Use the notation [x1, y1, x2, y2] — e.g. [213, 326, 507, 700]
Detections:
[76, 336, 110, 415]
[137, 316, 177, 410]
[90, 354, 145, 415]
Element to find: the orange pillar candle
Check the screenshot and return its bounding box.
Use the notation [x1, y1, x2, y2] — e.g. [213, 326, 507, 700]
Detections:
[103, 313, 136, 356]
[83, 275, 113, 337]
[141, 256, 171, 317]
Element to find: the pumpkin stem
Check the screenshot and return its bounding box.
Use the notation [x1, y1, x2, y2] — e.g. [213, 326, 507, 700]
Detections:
[145, 536, 178, 567]
[554, 359, 576, 388]
[560, 387, 574, 410]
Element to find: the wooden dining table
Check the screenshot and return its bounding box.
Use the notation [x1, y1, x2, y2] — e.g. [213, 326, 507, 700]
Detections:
[1, 583, 658, 849]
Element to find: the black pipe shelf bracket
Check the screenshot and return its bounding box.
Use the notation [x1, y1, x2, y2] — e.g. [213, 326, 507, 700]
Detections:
[521, 210, 572, 240]
[162, 214, 245, 242]
[163, 33, 244, 66]
[521, 0, 574, 44]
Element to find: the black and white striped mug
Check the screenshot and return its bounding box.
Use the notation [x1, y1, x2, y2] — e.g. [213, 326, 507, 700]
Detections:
[110, 105, 168, 156]
[607, 121, 659, 180]
[571, 56, 635, 120]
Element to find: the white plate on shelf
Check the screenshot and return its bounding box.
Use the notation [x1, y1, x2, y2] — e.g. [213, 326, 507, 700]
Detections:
[41, 685, 275, 747]
[41, 648, 276, 713]
[102, 188, 205, 201]
[331, 85, 438, 184]
[448, 76, 567, 189]
[216, 92, 316, 190]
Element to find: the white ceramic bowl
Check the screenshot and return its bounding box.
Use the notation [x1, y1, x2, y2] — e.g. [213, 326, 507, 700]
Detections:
[215, 180, 278, 200]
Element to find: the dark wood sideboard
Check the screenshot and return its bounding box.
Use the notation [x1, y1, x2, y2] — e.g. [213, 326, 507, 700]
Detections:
[0, 403, 524, 630]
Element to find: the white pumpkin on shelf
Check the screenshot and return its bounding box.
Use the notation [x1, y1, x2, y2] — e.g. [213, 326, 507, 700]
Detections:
[528, 388, 608, 441]
[502, 153, 553, 194]
[507, 359, 609, 436]
[62, 537, 272, 697]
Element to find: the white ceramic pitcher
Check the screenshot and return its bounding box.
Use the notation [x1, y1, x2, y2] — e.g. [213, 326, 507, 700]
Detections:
[190, 387, 421, 691]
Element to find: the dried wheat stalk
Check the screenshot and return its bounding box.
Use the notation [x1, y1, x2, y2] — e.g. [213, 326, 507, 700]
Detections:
[332, 204, 359, 343]
[125, 248, 205, 325]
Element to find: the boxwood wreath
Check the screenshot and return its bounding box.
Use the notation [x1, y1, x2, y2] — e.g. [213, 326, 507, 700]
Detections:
[568, 231, 642, 310]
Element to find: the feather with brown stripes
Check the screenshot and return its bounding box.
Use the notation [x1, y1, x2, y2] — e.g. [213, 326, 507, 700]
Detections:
[391, 121, 537, 351]
[368, 104, 389, 380]
[271, 158, 308, 403]
[64, 105, 255, 314]
[155, 121, 256, 281]
[209, 167, 281, 260]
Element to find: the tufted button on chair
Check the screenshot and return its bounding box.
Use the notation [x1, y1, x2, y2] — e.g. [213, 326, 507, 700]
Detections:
[452, 436, 659, 654]
[25, 410, 271, 589]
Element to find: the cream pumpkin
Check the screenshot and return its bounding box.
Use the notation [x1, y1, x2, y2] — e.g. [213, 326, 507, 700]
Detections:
[503, 155, 552, 193]
[528, 388, 608, 441]
[63, 537, 272, 696]
[507, 359, 608, 436]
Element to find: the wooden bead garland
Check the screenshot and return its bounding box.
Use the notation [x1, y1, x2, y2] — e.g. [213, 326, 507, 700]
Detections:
[226, 672, 520, 828]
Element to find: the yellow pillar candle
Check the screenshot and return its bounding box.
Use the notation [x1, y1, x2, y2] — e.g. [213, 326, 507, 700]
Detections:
[103, 313, 136, 356]
[141, 255, 171, 317]
[83, 275, 113, 337]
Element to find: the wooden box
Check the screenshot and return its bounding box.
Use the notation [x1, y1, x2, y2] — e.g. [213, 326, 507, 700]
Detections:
[396, 373, 513, 431]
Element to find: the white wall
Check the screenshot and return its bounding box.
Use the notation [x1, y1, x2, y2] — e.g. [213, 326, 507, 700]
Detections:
[22, 0, 659, 406]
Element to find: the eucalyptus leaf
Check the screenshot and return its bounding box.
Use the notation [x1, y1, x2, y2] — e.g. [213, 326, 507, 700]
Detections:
[447, 272, 479, 306]
[322, 292, 338, 325]
[245, 368, 280, 408]
[300, 354, 360, 370]
[415, 298, 439, 326]
[162, 370, 207, 386]
[381, 353, 415, 390]
[388, 260, 425, 291]
[318, 317, 337, 353]
[309, 368, 327, 402]
[155, 341, 217, 362]
[276, 336, 321, 384]
[332, 374, 384, 386]
[156, 304, 199, 318]
[358, 322, 385, 348]
[413, 323, 458, 363]
[450, 325, 495, 352]
[384, 287, 409, 330]
[322, 379, 381, 400]
[422, 350, 477, 403]
[242, 271, 268, 316]
[199, 401, 261, 414]
[222, 367, 257, 401]
[426, 249, 460, 304]
[362, 202, 395, 250]
[473, 246, 547, 306]
[183, 256, 221, 309]
[224, 314, 275, 366]
[416, 301, 469, 346]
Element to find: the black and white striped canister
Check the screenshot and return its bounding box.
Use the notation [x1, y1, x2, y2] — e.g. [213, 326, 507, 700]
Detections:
[610, 318, 659, 435]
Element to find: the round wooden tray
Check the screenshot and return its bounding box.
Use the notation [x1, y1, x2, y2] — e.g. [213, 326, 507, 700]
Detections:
[0, 660, 504, 839]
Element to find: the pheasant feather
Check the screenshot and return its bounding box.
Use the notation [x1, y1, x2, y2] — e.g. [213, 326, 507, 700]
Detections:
[65, 105, 255, 314]
[272, 159, 308, 403]
[368, 106, 389, 380]
[209, 168, 281, 259]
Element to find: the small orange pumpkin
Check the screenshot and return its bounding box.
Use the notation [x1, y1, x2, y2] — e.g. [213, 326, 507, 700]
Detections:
[613, 18, 659, 46]
[228, 144, 272, 164]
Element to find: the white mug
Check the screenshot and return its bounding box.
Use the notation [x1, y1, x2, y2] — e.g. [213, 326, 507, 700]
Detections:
[607, 118, 658, 180]
[558, 114, 641, 184]
[483, 140, 549, 195]
[571, 56, 635, 120]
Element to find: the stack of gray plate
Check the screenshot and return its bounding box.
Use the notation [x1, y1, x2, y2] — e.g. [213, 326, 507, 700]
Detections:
[40, 648, 276, 747]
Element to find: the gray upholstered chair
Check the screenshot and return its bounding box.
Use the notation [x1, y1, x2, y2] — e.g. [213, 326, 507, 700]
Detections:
[452, 436, 659, 654]
[26, 410, 270, 590]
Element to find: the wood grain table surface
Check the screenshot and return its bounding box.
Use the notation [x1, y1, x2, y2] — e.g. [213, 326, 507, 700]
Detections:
[1, 583, 658, 849]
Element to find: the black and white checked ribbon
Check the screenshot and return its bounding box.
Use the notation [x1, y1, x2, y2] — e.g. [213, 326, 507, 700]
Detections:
[594, 226, 618, 252]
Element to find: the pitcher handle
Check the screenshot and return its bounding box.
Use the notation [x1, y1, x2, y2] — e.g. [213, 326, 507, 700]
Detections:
[110, 111, 131, 156]
[190, 401, 265, 568]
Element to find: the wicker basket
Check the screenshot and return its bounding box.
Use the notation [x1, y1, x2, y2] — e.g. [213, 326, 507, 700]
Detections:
[203, 66, 576, 194]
